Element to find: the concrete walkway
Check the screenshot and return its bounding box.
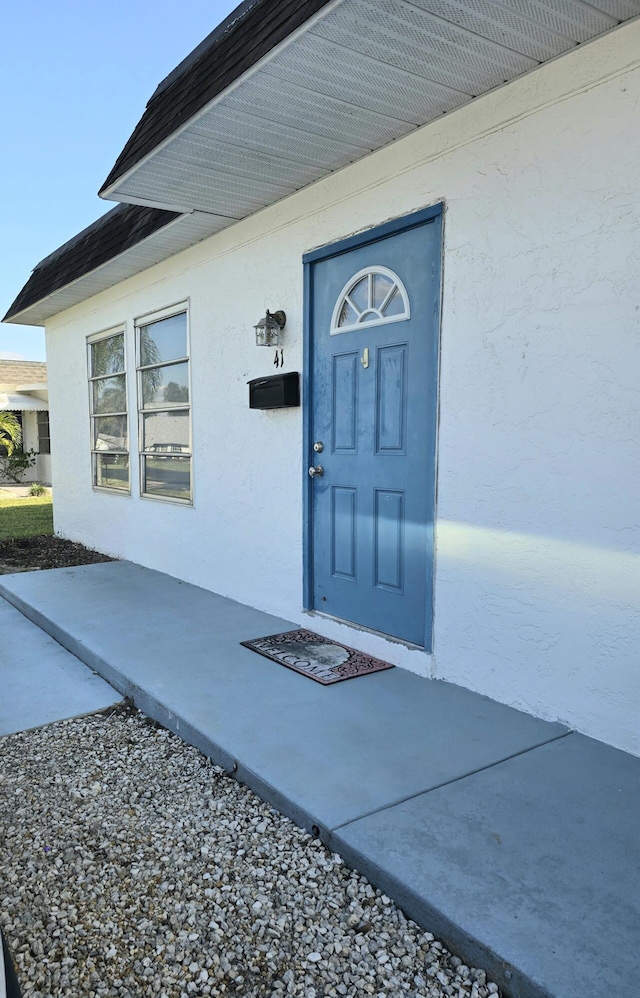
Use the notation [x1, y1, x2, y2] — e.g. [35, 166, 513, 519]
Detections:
[0, 596, 120, 735]
[0, 485, 52, 498]
[0, 560, 638, 998]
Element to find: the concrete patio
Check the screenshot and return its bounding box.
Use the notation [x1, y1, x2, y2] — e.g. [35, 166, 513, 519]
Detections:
[0, 560, 638, 998]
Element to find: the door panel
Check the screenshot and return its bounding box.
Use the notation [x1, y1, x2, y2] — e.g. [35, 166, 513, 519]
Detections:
[376, 343, 407, 454]
[332, 353, 358, 453]
[331, 486, 357, 581]
[308, 213, 441, 647]
[374, 489, 405, 593]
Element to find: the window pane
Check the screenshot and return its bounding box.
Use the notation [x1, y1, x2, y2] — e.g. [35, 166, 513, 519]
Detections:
[91, 333, 124, 377]
[94, 453, 129, 490]
[94, 415, 128, 451]
[142, 409, 189, 453]
[38, 409, 50, 455]
[141, 363, 189, 408]
[139, 313, 187, 366]
[338, 300, 358, 327]
[382, 287, 405, 317]
[349, 277, 368, 313]
[373, 274, 394, 309]
[143, 455, 191, 500]
[93, 375, 126, 414]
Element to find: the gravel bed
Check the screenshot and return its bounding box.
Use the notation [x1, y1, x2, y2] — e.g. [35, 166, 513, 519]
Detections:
[0, 707, 501, 998]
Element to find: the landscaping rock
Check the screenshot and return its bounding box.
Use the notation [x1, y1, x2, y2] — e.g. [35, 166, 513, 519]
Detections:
[0, 707, 501, 997]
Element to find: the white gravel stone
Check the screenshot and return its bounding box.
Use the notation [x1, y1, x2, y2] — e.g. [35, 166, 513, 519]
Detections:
[0, 706, 502, 997]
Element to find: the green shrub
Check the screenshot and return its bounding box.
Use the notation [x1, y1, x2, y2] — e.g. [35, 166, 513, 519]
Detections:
[0, 449, 37, 484]
[29, 483, 47, 497]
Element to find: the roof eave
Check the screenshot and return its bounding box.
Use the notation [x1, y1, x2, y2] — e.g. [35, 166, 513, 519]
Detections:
[98, 0, 337, 199]
[3, 210, 227, 326]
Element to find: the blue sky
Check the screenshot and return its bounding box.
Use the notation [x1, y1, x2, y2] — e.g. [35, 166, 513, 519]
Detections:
[0, 0, 238, 361]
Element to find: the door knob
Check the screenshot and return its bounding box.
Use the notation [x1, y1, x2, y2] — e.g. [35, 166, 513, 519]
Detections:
[308, 465, 324, 478]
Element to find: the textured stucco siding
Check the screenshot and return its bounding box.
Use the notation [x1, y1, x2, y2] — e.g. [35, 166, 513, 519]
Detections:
[46, 22, 640, 755]
[36, 452, 51, 485]
[21, 412, 39, 482]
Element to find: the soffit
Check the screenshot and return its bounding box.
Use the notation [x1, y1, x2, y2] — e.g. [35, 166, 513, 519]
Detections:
[6, 0, 639, 327]
[103, 0, 639, 220]
[4, 212, 225, 326]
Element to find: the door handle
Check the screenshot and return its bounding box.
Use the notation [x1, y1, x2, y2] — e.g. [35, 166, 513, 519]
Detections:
[308, 465, 324, 478]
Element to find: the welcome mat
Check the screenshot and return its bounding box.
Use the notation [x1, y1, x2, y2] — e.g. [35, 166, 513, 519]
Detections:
[240, 629, 394, 685]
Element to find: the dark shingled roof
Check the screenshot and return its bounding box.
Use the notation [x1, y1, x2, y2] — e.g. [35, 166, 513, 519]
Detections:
[100, 0, 333, 195]
[5, 1, 331, 323]
[3, 204, 179, 321]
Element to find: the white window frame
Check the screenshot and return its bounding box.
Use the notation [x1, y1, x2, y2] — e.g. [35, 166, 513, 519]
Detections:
[330, 265, 410, 335]
[87, 324, 130, 495]
[135, 301, 193, 506]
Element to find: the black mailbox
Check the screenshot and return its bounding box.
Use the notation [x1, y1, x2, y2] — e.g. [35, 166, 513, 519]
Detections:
[248, 371, 300, 410]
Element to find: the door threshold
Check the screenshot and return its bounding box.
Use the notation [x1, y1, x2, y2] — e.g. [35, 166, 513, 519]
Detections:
[302, 609, 426, 653]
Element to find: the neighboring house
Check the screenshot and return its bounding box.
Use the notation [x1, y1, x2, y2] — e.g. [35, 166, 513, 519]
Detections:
[0, 360, 50, 484]
[4, 1, 639, 757]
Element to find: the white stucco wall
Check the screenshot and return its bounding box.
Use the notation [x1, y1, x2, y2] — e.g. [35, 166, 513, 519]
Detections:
[37, 452, 51, 485]
[20, 412, 39, 482]
[45, 22, 640, 756]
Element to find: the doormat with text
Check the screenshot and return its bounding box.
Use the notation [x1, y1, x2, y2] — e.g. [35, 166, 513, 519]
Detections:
[241, 628, 394, 685]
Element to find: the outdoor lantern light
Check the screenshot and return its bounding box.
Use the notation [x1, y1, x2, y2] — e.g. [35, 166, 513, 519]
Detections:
[254, 309, 286, 347]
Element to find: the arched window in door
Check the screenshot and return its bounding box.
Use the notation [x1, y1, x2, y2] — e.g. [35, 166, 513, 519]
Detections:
[330, 266, 410, 335]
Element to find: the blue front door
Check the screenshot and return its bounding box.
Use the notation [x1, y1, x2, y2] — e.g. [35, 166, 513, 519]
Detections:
[307, 209, 442, 648]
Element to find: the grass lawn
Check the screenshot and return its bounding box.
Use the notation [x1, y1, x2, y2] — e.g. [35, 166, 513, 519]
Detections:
[0, 495, 54, 541]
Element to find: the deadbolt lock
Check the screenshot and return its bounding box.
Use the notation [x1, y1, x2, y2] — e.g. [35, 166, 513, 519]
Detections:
[313, 441, 324, 452]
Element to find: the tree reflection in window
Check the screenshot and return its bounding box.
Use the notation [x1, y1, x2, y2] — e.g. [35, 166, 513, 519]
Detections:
[137, 309, 192, 502]
[88, 329, 129, 491]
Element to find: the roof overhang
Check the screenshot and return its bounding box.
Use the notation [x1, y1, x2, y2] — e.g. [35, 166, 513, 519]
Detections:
[0, 392, 49, 412]
[5, 0, 639, 327]
[100, 0, 635, 221]
[11, 384, 48, 395]
[3, 209, 224, 326]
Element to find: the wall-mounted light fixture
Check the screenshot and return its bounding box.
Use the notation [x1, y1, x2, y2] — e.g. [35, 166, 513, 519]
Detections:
[254, 309, 286, 347]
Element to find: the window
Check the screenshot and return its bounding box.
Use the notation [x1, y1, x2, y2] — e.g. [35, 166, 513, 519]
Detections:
[87, 327, 129, 492]
[330, 266, 410, 334]
[136, 306, 192, 503]
[37, 410, 50, 454]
